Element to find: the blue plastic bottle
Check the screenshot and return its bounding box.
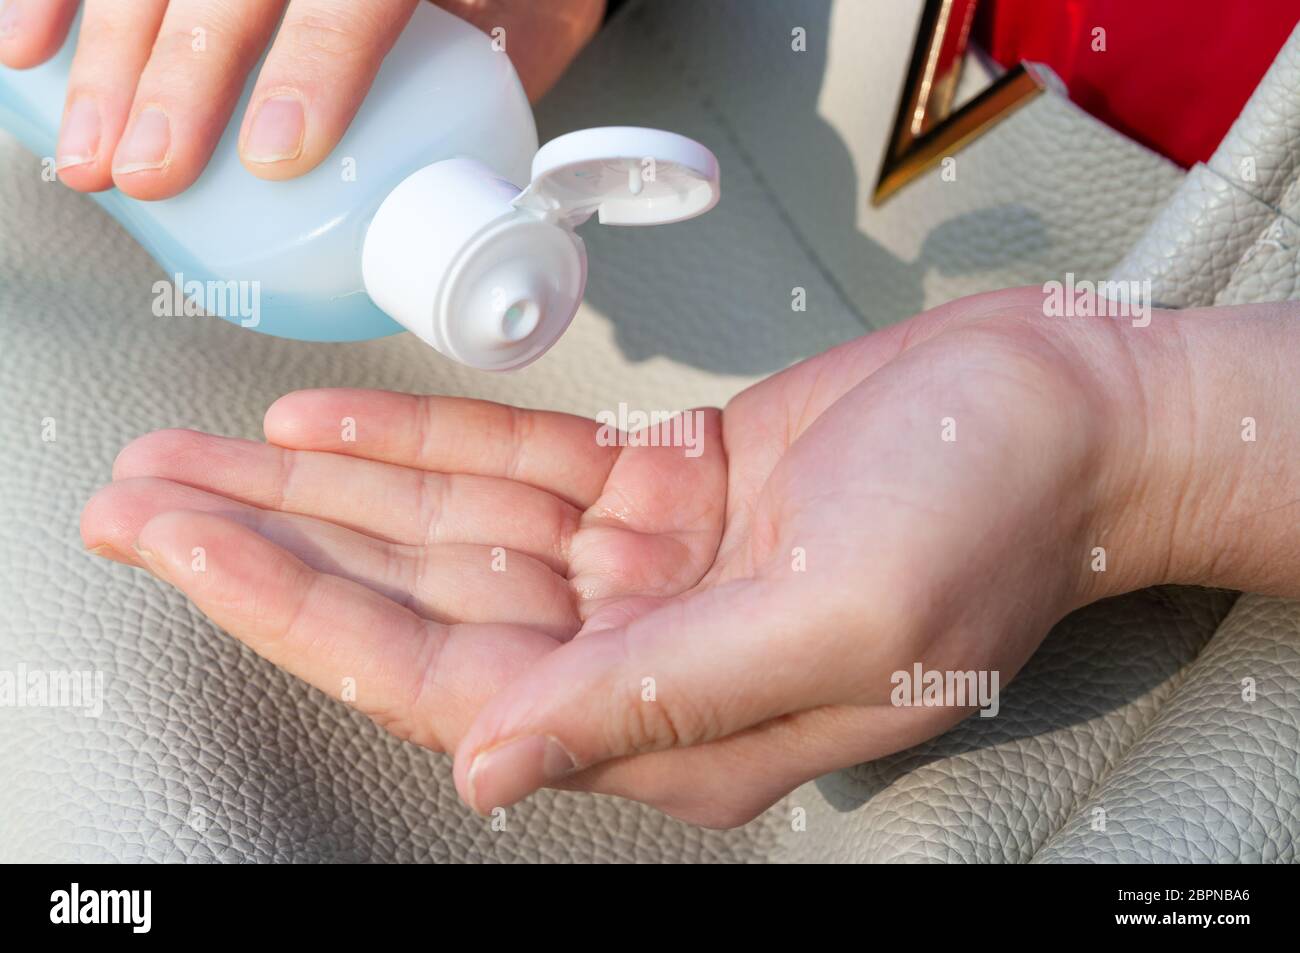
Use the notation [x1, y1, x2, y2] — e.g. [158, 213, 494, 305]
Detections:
[0, 5, 720, 370]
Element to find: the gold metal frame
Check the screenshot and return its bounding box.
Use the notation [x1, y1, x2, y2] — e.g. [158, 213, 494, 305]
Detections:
[873, 0, 1047, 205]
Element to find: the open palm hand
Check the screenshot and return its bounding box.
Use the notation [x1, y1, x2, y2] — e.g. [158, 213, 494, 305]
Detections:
[83, 288, 1142, 826]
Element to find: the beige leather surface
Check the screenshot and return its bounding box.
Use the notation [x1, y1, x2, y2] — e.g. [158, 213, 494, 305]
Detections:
[0, 0, 1293, 862]
[778, 588, 1243, 863]
[1024, 27, 1300, 860]
[1034, 594, 1300, 864]
[1113, 22, 1300, 308]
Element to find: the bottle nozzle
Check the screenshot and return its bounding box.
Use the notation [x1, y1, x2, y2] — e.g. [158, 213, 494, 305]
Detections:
[491, 287, 543, 344]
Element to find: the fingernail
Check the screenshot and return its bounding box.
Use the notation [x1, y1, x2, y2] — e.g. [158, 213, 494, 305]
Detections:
[0, 3, 19, 39]
[466, 735, 576, 812]
[86, 543, 133, 566]
[244, 95, 304, 164]
[113, 107, 170, 175]
[56, 98, 101, 170]
[132, 542, 161, 573]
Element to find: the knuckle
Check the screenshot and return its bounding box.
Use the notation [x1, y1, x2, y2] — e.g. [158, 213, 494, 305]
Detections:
[500, 404, 534, 483]
[76, 9, 136, 59]
[376, 619, 447, 751]
[612, 693, 679, 753]
[277, 12, 380, 67]
[610, 686, 713, 755]
[146, 26, 207, 72]
[145, 20, 262, 82]
[602, 613, 728, 754]
[417, 472, 449, 546]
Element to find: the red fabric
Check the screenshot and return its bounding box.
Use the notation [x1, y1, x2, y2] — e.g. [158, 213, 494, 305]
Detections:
[973, 0, 1300, 167]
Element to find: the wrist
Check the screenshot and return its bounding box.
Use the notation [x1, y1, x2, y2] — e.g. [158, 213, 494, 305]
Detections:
[1089, 302, 1299, 599]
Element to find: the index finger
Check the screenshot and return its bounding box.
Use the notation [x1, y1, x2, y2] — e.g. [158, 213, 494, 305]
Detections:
[264, 388, 620, 509]
[238, 0, 418, 178]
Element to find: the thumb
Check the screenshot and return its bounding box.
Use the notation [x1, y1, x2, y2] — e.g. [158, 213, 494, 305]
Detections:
[452, 577, 850, 813]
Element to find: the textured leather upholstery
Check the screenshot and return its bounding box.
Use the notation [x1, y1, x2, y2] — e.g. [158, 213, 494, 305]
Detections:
[1034, 595, 1300, 864]
[0, 0, 1295, 862]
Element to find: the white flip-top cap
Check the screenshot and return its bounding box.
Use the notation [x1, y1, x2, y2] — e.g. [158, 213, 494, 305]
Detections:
[362, 127, 720, 371]
[515, 126, 721, 228]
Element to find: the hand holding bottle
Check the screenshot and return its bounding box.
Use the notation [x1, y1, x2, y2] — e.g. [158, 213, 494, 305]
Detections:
[0, 0, 605, 200]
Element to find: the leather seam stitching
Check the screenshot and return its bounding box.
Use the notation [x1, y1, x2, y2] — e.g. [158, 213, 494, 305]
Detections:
[1200, 164, 1300, 230]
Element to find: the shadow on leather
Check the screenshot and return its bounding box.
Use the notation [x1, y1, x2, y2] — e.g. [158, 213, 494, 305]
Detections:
[813, 585, 1240, 813]
[539, 0, 1049, 376]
